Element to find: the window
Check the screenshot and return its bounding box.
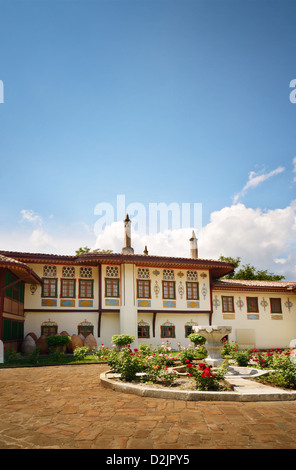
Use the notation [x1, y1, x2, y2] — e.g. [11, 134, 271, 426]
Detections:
[61, 279, 76, 298]
[5, 271, 25, 303]
[185, 325, 194, 337]
[79, 279, 94, 298]
[162, 281, 176, 299]
[161, 325, 176, 338]
[42, 278, 57, 298]
[138, 325, 150, 338]
[106, 266, 119, 277]
[186, 282, 199, 300]
[78, 324, 94, 337]
[222, 296, 235, 313]
[138, 268, 150, 279]
[80, 267, 93, 278]
[247, 297, 259, 313]
[105, 278, 120, 297]
[163, 269, 174, 280]
[43, 265, 57, 277]
[62, 266, 75, 278]
[270, 298, 282, 313]
[137, 280, 151, 298]
[187, 270, 197, 281]
[3, 319, 24, 341]
[41, 322, 58, 337]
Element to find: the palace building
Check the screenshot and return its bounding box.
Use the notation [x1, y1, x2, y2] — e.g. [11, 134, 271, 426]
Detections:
[1, 215, 296, 352]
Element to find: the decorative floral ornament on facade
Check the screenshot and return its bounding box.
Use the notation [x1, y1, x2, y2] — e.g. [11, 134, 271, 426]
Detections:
[236, 297, 244, 311]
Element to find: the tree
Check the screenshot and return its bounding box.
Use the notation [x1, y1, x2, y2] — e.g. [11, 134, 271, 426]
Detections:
[75, 246, 113, 255]
[219, 256, 285, 281]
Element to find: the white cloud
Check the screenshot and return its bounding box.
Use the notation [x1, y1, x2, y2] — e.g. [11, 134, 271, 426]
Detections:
[20, 209, 42, 225]
[94, 201, 296, 280]
[233, 166, 285, 204]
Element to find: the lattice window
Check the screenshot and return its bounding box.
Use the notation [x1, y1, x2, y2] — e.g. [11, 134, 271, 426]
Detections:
[41, 320, 58, 337]
[187, 270, 197, 281]
[163, 269, 174, 280]
[78, 319, 94, 337]
[106, 266, 119, 277]
[80, 267, 93, 278]
[62, 266, 75, 278]
[138, 321, 150, 338]
[138, 268, 150, 279]
[43, 265, 57, 277]
[161, 321, 176, 338]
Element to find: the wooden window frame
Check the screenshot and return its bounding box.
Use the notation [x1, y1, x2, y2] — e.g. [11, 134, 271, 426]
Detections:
[247, 297, 259, 313]
[186, 282, 199, 300]
[222, 296, 235, 313]
[78, 325, 94, 337]
[41, 325, 58, 337]
[137, 279, 151, 299]
[138, 325, 150, 338]
[162, 281, 176, 300]
[60, 278, 76, 298]
[270, 298, 282, 314]
[79, 279, 94, 299]
[161, 325, 176, 338]
[42, 278, 58, 298]
[105, 278, 120, 298]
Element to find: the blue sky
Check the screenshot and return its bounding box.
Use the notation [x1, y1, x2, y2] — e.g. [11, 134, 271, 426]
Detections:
[0, 0, 296, 277]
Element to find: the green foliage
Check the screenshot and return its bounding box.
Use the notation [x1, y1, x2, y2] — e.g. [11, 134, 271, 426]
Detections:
[219, 256, 285, 280]
[111, 334, 135, 348]
[221, 340, 238, 357]
[73, 346, 91, 360]
[232, 349, 251, 367]
[45, 335, 71, 347]
[75, 246, 113, 255]
[107, 346, 145, 381]
[49, 348, 65, 362]
[185, 361, 229, 391]
[179, 346, 196, 364]
[4, 347, 21, 363]
[188, 333, 206, 346]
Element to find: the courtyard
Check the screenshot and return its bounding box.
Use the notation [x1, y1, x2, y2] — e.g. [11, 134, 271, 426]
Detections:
[0, 363, 296, 449]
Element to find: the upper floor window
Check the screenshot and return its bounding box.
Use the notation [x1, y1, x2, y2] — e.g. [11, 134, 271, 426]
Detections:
[222, 296, 235, 313]
[247, 297, 259, 313]
[43, 265, 57, 277]
[80, 267, 93, 278]
[106, 266, 119, 277]
[137, 279, 151, 298]
[79, 279, 94, 298]
[163, 269, 174, 280]
[105, 278, 120, 297]
[62, 266, 75, 278]
[61, 279, 76, 298]
[187, 270, 197, 281]
[186, 282, 199, 300]
[162, 281, 176, 299]
[270, 298, 282, 314]
[138, 268, 150, 279]
[42, 278, 57, 298]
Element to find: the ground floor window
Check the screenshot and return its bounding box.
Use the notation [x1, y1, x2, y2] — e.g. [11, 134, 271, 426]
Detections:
[41, 321, 58, 337]
[185, 325, 194, 337]
[78, 320, 94, 338]
[138, 325, 150, 338]
[161, 322, 176, 338]
[3, 319, 24, 341]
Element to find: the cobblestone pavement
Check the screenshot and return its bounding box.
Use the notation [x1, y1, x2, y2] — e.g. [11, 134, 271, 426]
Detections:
[0, 364, 296, 449]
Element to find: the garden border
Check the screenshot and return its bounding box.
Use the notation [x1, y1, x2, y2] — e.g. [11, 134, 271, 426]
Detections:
[100, 371, 296, 402]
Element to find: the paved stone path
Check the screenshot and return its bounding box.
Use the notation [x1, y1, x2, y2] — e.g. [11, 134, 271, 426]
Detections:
[1, 364, 296, 449]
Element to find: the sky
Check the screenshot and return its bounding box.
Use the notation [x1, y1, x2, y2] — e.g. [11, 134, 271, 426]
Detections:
[0, 0, 295, 279]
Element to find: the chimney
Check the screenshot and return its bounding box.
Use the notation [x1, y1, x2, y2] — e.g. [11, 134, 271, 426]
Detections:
[122, 214, 134, 254]
[143, 245, 148, 255]
[190, 230, 198, 259]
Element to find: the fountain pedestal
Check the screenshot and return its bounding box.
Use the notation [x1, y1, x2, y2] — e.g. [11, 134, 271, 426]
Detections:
[193, 325, 232, 367]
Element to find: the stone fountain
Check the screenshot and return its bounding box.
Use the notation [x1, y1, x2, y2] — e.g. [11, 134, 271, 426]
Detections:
[193, 325, 232, 367]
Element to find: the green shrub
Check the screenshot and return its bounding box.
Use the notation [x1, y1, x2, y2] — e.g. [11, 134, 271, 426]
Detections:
[107, 345, 144, 381]
[188, 333, 206, 346]
[232, 350, 251, 367]
[46, 335, 71, 347]
[73, 346, 90, 360]
[111, 334, 135, 349]
[180, 346, 195, 364]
